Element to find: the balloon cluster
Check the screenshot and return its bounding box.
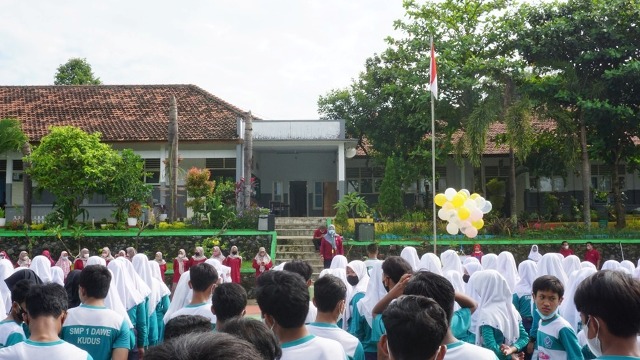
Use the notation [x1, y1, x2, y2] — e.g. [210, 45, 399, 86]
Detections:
[434, 188, 492, 238]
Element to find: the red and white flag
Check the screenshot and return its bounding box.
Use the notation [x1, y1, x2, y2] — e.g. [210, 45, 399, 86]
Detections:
[430, 38, 438, 100]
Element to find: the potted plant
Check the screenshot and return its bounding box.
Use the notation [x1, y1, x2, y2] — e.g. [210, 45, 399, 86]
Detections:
[128, 202, 142, 227]
[0, 208, 5, 228]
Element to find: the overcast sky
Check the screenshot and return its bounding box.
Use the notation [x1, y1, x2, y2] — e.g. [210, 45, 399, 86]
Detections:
[0, 1, 406, 119]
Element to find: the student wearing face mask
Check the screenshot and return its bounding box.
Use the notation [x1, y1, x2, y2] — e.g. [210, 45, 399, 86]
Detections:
[320, 225, 344, 269]
[532, 275, 582, 360]
[172, 249, 190, 295]
[574, 270, 640, 359]
[560, 241, 574, 258]
[189, 247, 207, 268]
[0, 280, 32, 348]
[223, 246, 242, 284]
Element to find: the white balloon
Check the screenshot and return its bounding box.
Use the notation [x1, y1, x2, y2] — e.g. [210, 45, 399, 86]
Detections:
[442, 202, 455, 211]
[481, 201, 493, 214]
[438, 208, 448, 221]
[464, 226, 479, 238]
[444, 188, 457, 201]
[475, 197, 486, 209]
[459, 220, 472, 231]
[469, 208, 483, 222]
[465, 199, 477, 210]
[446, 222, 459, 235]
[460, 189, 471, 197]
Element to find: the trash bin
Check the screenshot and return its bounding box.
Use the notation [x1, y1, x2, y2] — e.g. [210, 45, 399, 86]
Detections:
[355, 222, 375, 242]
[258, 214, 275, 231]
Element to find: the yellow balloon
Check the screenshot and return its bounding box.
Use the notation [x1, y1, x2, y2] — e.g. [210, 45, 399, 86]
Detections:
[457, 191, 469, 200]
[457, 206, 470, 220]
[434, 193, 448, 207]
[452, 194, 465, 208]
[470, 193, 480, 200]
[472, 219, 484, 229]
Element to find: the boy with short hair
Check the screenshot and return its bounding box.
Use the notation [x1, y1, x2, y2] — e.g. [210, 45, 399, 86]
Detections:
[307, 274, 364, 360]
[62, 265, 131, 360]
[255, 270, 346, 360]
[379, 295, 447, 360]
[165, 263, 219, 328]
[0, 283, 93, 359]
[283, 260, 317, 324]
[0, 280, 31, 348]
[163, 315, 212, 341]
[574, 270, 640, 359]
[211, 282, 247, 330]
[532, 275, 583, 360]
[363, 243, 381, 275]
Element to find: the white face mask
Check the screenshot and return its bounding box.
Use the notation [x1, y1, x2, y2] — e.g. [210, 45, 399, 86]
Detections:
[328, 229, 336, 236]
[585, 316, 603, 357]
[536, 308, 558, 321]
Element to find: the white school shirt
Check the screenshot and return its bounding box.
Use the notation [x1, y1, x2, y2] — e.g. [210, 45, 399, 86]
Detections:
[444, 340, 499, 360]
[0, 339, 93, 360]
[165, 302, 217, 327]
[363, 259, 382, 276]
[306, 322, 364, 360]
[281, 334, 347, 360]
[305, 301, 317, 324]
[61, 304, 131, 360]
[0, 320, 25, 348]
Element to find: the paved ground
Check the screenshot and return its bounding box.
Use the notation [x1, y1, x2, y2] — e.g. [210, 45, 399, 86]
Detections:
[245, 299, 261, 319]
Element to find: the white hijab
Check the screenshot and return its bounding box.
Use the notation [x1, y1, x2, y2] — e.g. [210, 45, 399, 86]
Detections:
[29, 255, 52, 283]
[601, 260, 620, 271]
[330, 255, 348, 270]
[400, 247, 420, 272]
[116, 257, 152, 298]
[443, 269, 465, 311]
[107, 259, 145, 310]
[0, 259, 15, 315]
[562, 255, 581, 278]
[50, 266, 64, 286]
[345, 260, 369, 331]
[528, 245, 542, 262]
[581, 261, 597, 270]
[481, 253, 499, 270]
[464, 256, 480, 265]
[163, 270, 191, 323]
[558, 267, 596, 332]
[635, 259, 640, 280]
[620, 260, 635, 275]
[205, 258, 231, 284]
[470, 270, 521, 346]
[441, 249, 463, 274]
[513, 260, 538, 297]
[87, 256, 106, 266]
[149, 260, 171, 297]
[418, 253, 443, 275]
[497, 252, 519, 292]
[133, 254, 161, 316]
[356, 261, 386, 327]
[272, 262, 286, 271]
[537, 253, 568, 287]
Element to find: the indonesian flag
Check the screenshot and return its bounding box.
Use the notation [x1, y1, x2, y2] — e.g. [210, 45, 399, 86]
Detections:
[430, 38, 438, 100]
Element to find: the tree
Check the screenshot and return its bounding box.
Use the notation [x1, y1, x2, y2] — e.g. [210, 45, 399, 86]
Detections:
[0, 118, 32, 223]
[518, 0, 640, 228]
[103, 149, 152, 222]
[377, 157, 404, 219]
[54, 58, 102, 85]
[25, 126, 119, 225]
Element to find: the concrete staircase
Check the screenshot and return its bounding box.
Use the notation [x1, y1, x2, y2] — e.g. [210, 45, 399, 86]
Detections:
[275, 217, 328, 279]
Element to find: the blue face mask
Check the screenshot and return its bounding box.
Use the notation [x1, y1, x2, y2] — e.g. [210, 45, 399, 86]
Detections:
[328, 229, 336, 236]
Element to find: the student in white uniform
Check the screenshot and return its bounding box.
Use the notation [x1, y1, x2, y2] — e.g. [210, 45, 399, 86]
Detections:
[0, 280, 31, 348]
[363, 243, 382, 275]
[62, 265, 131, 360]
[255, 270, 346, 360]
[574, 270, 640, 359]
[307, 274, 365, 360]
[165, 263, 218, 328]
[283, 260, 317, 324]
[0, 283, 93, 359]
[403, 271, 497, 359]
[378, 295, 447, 360]
[211, 282, 247, 331]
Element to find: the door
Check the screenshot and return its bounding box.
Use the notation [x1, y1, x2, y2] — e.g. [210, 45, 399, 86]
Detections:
[323, 182, 337, 216]
[0, 172, 5, 208]
[289, 181, 307, 217]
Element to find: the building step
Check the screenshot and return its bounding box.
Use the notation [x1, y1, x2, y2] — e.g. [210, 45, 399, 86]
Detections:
[274, 229, 316, 236]
[275, 223, 325, 230]
[275, 217, 327, 226]
[275, 252, 323, 261]
[276, 244, 316, 252]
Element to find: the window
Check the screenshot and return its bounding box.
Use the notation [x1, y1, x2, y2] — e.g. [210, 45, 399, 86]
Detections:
[345, 166, 383, 194]
[206, 158, 236, 181]
[313, 182, 323, 209]
[273, 181, 283, 202]
[530, 176, 565, 192]
[145, 159, 160, 184]
[12, 160, 23, 182]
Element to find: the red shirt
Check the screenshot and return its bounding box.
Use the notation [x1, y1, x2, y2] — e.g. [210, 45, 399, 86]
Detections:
[320, 236, 344, 261]
[560, 248, 574, 257]
[252, 259, 273, 277]
[172, 258, 190, 283]
[313, 228, 327, 239]
[224, 256, 242, 283]
[584, 249, 601, 267]
[73, 258, 85, 271]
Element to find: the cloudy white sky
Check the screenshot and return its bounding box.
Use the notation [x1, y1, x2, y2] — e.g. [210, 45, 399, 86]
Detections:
[0, 1, 407, 119]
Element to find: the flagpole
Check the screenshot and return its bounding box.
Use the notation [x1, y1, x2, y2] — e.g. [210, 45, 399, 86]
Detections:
[430, 36, 437, 254]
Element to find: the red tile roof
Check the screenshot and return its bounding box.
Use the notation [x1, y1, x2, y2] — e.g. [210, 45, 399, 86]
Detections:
[452, 120, 557, 155]
[0, 85, 248, 142]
